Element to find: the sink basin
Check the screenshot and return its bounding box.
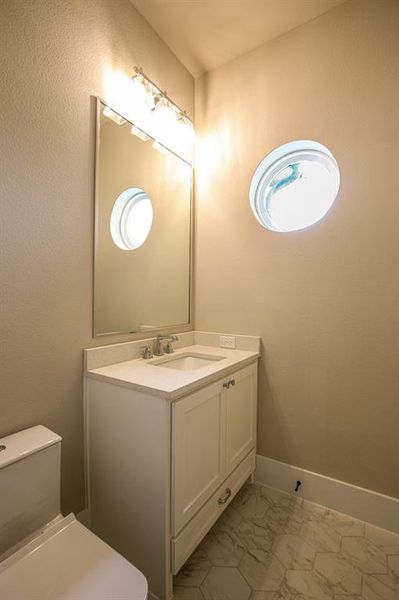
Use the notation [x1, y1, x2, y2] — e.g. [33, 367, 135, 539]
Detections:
[150, 352, 225, 371]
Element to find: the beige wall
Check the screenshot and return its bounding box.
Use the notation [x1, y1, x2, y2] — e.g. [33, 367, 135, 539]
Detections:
[195, 0, 399, 498]
[0, 0, 194, 513]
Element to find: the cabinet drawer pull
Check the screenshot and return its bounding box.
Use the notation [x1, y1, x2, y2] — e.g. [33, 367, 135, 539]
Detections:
[229, 379, 236, 386]
[223, 382, 230, 389]
[218, 488, 232, 505]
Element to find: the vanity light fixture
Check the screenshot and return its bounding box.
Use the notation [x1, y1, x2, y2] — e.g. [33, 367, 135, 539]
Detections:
[152, 94, 177, 133]
[152, 140, 168, 154]
[131, 66, 194, 160]
[102, 67, 194, 161]
[131, 71, 155, 112]
[130, 124, 150, 142]
[102, 106, 125, 125]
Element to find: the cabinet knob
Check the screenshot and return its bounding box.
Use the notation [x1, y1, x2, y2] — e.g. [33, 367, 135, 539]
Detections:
[218, 488, 232, 505]
[223, 379, 236, 389]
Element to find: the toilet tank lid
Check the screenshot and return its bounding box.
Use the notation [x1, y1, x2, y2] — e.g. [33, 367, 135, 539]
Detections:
[0, 426, 61, 469]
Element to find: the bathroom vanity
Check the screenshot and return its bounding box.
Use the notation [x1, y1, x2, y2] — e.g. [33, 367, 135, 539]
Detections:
[84, 331, 260, 600]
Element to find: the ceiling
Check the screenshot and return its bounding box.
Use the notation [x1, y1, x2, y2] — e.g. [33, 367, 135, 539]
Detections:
[130, 0, 347, 77]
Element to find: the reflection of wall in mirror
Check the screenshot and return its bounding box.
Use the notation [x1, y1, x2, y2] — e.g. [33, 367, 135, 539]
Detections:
[95, 112, 191, 335]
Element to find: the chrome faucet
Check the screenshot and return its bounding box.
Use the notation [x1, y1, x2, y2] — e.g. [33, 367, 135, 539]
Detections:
[140, 344, 153, 359]
[153, 335, 179, 356]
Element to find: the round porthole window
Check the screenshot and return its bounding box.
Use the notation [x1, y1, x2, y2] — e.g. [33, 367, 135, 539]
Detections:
[110, 188, 153, 250]
[249, 140, 340, 232]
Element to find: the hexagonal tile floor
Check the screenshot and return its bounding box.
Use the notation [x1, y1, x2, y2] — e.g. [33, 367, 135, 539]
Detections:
[173, 481, 399, 599]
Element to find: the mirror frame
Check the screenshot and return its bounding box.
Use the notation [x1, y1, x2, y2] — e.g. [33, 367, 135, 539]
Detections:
[92, 96, 193, 338]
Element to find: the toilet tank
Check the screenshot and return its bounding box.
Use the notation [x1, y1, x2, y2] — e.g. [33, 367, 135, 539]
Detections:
[0, 425, 62, 557]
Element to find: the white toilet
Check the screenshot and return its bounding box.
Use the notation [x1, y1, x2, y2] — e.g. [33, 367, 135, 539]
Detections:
[0, 425, 148, 599]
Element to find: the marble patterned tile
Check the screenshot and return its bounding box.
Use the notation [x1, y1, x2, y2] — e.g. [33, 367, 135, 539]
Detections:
[237, 518, 274, 551]
[362, 572, 399, 600]
[201, 567, 251, 600]
[314, 552, 362, 595]
[387, 555, 399, 576]
[202, 528, 246, 567]
[259, 506, 303, 536]
[174, 547, 212, 587]
[364, 524, 399, 556]
[250, 592, 287, 600]
[230, 482, 255, 507]
[258, 485, 294, 509]
[341, 537, 388, 574]
[324, 509, 365, 537]
[232, 489, 270, 519]
[299, 521, 341, 553]
[285, 496, 327, 524]
[334, 594, 364, 600]
[284, 569, 335, 600]
[173, 585, 205, 599]
[173, 482, 399, 600]
[246, 484, 327, 526]
[238, 548, 286, 591]
[213, 505, 243, 533]
[272, 534, 315, 570]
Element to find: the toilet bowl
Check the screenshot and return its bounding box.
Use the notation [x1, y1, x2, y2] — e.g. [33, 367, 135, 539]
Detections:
[0, 426, 148, 600]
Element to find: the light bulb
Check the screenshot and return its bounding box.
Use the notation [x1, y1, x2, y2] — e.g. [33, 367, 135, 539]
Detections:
[131, 125, 150, 141]
[152, 96, 177, 142]
[130, 74, 155, 125]
[143, 82, 155, 111]
[152, 140, 168, 154]
[131, 75, 147, 105]
[102, 106, 125, 125]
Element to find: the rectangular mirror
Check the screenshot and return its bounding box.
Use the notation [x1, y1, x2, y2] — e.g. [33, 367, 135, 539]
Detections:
[93, 98, 192, 336]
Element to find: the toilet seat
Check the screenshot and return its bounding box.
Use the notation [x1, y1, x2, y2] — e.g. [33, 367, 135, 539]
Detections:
[0, 513, 148, 600]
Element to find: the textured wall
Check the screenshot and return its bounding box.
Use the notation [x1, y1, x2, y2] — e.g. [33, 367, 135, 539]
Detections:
[0, 0, 193, 513]
[195, 0, 399, 498]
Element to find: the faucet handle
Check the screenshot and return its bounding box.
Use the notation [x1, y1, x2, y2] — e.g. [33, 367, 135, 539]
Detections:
[141, 344, 153, 359]
[165, 335, 179, 354]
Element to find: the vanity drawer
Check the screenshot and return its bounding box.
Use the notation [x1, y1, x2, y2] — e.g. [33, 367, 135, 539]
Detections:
[171, 451, 255, 575]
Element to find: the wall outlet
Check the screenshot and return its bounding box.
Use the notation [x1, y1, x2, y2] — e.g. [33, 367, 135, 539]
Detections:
[220, 335, 236, 349]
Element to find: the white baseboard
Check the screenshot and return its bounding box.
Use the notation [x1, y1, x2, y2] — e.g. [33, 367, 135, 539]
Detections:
[255, 454, 399, 534]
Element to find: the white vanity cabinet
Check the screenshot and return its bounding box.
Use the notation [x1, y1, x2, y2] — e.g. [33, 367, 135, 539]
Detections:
[171, 363, 257, 574]
[172, 379, 227, 535]
[172, 364, 256, 535]
[85, 357, 258, 600]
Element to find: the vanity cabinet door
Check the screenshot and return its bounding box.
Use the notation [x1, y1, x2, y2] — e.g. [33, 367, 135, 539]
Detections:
[172, 381, 226, 535]
[225, 364, 257, 474]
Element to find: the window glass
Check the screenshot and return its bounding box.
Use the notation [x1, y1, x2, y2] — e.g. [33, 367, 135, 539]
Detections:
[249, 141, 340, 232]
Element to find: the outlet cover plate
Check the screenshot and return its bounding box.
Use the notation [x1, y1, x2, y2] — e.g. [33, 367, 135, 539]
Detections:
[220, 335, 236, 349]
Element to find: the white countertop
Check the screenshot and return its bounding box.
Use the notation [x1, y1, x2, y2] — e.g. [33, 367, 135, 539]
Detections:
[85, 344, 260, 400]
